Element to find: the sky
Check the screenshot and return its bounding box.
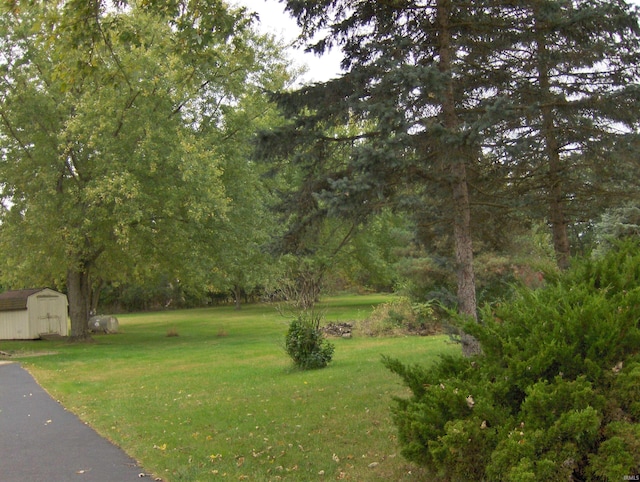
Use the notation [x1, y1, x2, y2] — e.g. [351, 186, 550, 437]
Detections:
[232, 0, 343, 84]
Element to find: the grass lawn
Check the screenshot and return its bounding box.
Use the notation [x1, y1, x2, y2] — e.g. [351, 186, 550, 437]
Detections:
[0, 294, 459, 481]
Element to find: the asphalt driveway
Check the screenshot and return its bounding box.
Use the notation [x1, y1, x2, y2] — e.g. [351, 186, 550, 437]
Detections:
[0, 361, 153, 481]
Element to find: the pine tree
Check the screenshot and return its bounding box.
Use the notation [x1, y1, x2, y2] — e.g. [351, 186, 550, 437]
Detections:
[260, 0, 521, 356]
[259, 1, 639, 354]
[486, 0, 640, 268]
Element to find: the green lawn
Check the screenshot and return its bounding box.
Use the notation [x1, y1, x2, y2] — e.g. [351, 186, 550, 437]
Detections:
[0, 295, 459, 481]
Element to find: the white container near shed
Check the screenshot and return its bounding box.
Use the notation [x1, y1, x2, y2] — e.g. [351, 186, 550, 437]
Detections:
[88, 315, 119, 334]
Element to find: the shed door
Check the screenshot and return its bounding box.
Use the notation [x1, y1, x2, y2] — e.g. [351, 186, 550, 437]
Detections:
[36, 295, 64, 334]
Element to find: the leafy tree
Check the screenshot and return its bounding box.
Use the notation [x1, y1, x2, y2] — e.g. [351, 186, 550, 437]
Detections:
[0, 1, 288, 338]
[206, 46, 293, 309]
[337, 209, 412, 291]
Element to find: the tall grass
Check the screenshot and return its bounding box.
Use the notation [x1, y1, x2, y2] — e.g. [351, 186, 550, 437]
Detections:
[1, 295, 458, 481]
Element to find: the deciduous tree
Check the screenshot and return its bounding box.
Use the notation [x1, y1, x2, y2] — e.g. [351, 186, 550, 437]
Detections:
[0, 0, 288, 338]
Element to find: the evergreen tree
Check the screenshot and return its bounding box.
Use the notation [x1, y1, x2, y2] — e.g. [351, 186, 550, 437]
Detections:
[486, 0, 640, 268]
[259, 0, 523, 356]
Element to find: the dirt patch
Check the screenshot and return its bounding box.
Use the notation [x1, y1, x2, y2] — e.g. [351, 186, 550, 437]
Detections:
[1, 351, 59, 359]
[321, 322, 353, 338]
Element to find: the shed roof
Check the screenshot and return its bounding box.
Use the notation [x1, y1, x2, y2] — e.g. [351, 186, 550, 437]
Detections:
[0, 288, 50, 312]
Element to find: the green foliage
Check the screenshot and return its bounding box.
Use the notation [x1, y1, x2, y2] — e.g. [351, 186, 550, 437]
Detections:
[336, 209, 411, 291]
[385, 240, 640, 480]
[285, 311, 335, 370]
[593, 202, 640, 257]
[394, 221, 557, 315]
[588, 421, 640, 481]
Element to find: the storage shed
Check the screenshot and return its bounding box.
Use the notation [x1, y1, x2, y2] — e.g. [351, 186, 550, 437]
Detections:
[0, 288, 69, 340]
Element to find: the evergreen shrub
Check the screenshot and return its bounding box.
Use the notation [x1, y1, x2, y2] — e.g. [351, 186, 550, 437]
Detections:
[384, 240, 640, 481]
[285, 311, 335, 370]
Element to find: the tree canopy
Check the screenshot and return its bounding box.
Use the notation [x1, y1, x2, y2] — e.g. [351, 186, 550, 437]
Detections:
[1, 0, 638, 343]
[0, 0, 290, 338]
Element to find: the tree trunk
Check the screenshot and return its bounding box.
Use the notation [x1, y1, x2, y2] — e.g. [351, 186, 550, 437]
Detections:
[67, 267, 92, 341]
[451, 159, 481, 356]
[534, 5, 571, 270]
[548, 155, 571, 270]
[437, 0, 480, 357]
[90, 278, 105, 316]
[233, 285, 242, 310]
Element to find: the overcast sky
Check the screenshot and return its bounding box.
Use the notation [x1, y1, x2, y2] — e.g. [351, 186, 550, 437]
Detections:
[232, 0, 343, 84]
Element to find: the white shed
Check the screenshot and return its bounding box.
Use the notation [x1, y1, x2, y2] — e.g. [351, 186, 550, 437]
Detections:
[0, 288, 69, 340]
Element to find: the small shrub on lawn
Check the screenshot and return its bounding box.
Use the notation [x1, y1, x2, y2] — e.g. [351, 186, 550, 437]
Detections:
[285, 311, 335, 370]
[385, 239, 640, 481]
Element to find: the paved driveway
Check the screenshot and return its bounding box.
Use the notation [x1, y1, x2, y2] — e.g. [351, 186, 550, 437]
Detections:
[0, 361, 153, 481]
